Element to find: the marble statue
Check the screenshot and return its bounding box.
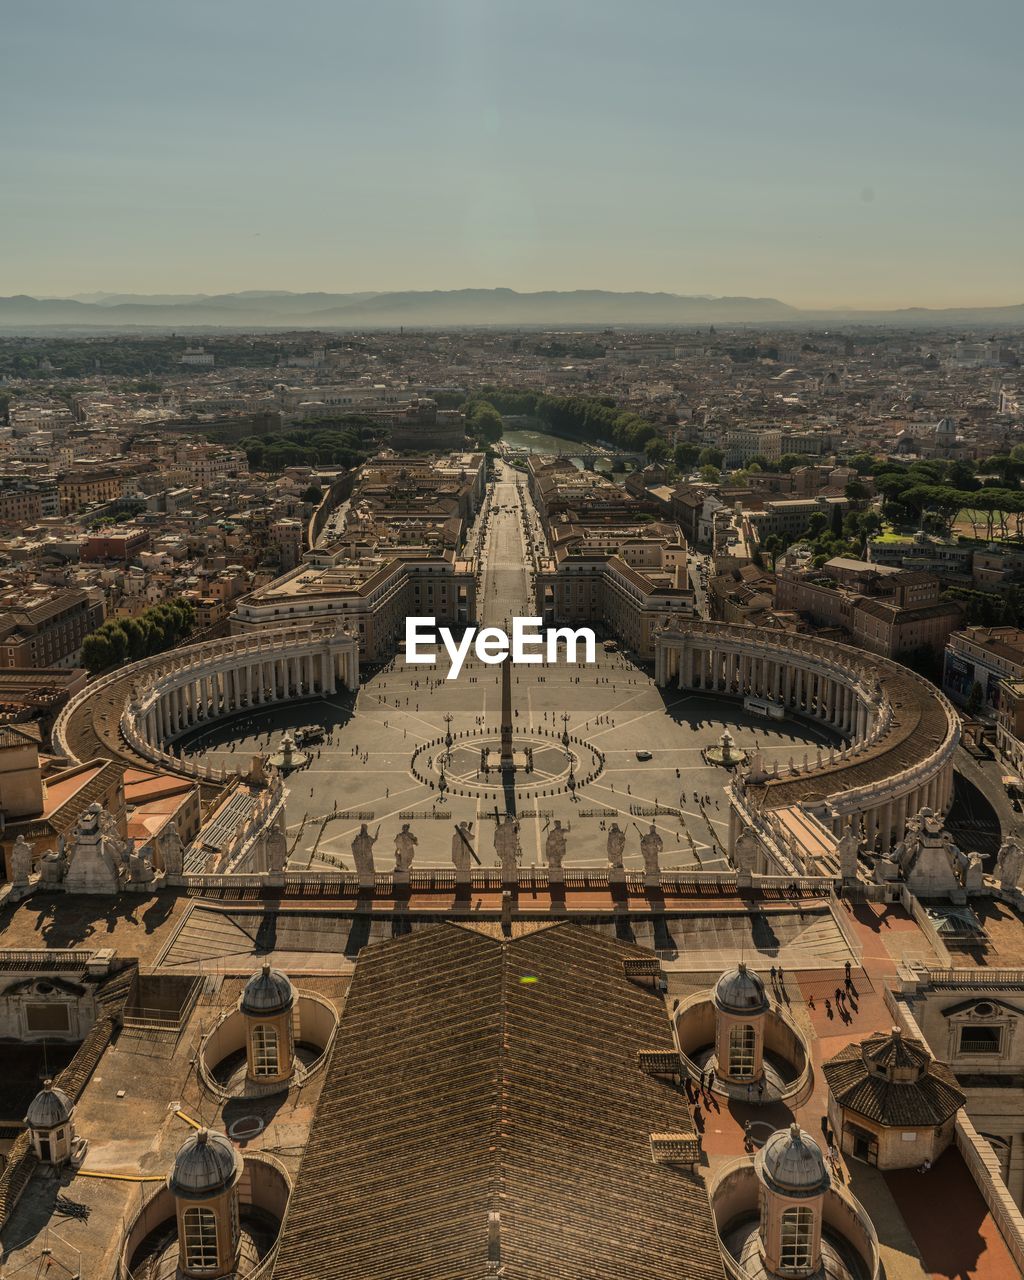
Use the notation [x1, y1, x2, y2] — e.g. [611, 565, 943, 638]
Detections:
[265, 822, 288, 874]
[545, 820, 567, 872]
[451, 821, 475, 875]
[997, 836, 1024, 890]
[733, 827, 758, 875]
[606, 823, 626, 870]
[394, 823, 419, 872]
[161, 822, 185, 877]
[892, 807, 976, 898]
[129, 843, 155, 885]
[98, 807, 129, 866]
[640, 823, 663, 876]
[837, 828, 861, 880]
[64, 803, 122, 895]
[494, 815, 521, 881]
[351, 823, 379, 878]
[10, 835, 32, 887]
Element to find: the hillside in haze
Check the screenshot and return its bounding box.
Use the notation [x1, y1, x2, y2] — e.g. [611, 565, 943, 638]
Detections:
[2, 289, 1023, 330]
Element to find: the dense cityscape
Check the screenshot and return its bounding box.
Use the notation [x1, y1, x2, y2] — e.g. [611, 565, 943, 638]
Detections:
[3, 0, 1024, 1274]
[1, 318, 1024, 1278]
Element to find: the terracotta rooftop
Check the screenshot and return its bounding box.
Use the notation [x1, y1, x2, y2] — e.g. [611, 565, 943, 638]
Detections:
[271, 922, 725, 1280]
[823, 1031, 965, 1128]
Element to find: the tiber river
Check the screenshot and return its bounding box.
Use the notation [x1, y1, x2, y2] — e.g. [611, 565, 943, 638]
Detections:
[501, 422, 627, 474]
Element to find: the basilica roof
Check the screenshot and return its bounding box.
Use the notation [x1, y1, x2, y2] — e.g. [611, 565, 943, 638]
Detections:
[272, 923, 726, 1280]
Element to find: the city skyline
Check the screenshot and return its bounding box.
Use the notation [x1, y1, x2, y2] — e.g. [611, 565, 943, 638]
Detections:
[4, 0, 1023, 308]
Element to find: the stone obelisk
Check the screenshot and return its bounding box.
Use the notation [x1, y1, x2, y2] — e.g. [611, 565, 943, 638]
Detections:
[499, 652, 515, 769]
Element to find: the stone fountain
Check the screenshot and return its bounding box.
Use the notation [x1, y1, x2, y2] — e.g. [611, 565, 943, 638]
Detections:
[269, 730, 309, 773]
[702, 727, 749, 769]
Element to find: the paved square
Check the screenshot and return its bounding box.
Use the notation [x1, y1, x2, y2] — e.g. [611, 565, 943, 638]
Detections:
[180, 463, 838, 873]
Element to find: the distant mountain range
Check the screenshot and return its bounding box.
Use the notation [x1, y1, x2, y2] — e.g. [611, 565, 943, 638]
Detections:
[2, 288, 1023, 330]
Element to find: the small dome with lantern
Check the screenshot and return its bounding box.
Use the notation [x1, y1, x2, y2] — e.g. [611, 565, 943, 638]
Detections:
[756, 1123, 830, 1198]
[240, 964, 294, 1016]
[714, 962, 770, 1015]
[169, 1128, 241, 1199]
[25, 1081, 72, 1130]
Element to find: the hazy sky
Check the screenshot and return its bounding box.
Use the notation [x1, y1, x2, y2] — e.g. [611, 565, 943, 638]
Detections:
[4, 0, 1022, 308]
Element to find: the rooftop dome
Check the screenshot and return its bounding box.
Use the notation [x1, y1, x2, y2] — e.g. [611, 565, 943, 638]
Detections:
[25, 1080, 72, 1129]
[169, 1128, 241, 1199]
[756, 1124, 830, 1198]
[240, 963, 294, 1016]
[714, 962, 769, 1015]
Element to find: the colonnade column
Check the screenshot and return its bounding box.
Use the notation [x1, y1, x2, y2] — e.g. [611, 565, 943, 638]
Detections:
[882, 799, 894, 851]
[895, 791, 909, 844]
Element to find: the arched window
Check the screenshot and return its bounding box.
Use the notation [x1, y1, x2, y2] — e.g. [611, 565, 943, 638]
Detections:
[779, 1204, 814, 1273]
[729, 1023, 756, 1078]
[183, 1205, 219, 1271]
[252, 1023, 280, 1076]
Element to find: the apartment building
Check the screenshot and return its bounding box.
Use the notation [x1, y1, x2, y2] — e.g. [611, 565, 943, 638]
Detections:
[230, 546, 475, 662]
[0, 587, 105, 669]
[0, 481, 60, 524]
[868, 531, 974, 583]
[536, 529, 694, 660]
[776, 559, 962, 659]
[944, 626, 1024, 711]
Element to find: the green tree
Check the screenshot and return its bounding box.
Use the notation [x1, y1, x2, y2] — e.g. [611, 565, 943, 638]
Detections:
[466, 400, 503, 444]
[80, 633, 113, 675]
[674, 442, 702, 470]
[846, 452, 878, 475]
[699, 447, 724, 469]
[763, 534, 783, 566]
[645, 438, 670, 464]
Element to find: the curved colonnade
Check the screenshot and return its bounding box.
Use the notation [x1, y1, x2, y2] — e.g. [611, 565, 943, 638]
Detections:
[655, 620, 960, 853]
[54, 625, 359, 782]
